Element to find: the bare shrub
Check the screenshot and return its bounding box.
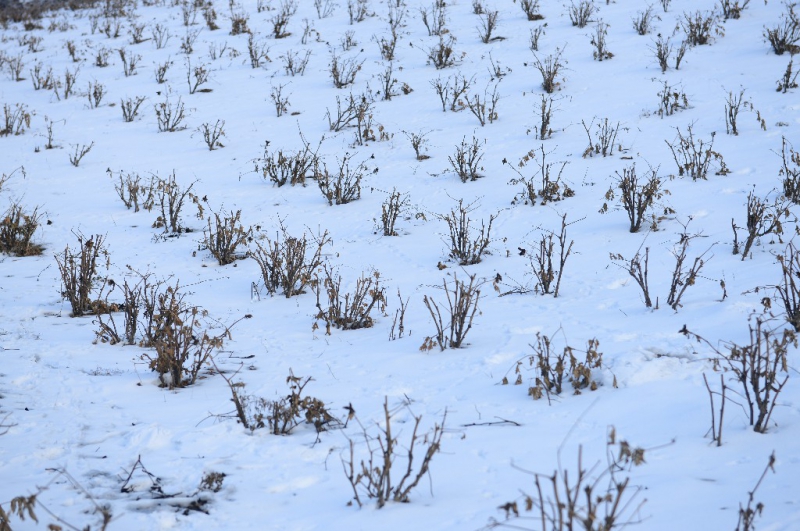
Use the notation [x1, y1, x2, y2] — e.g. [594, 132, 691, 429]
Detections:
[507, 145, 573, 206]
[347, 0, 369, 24]
[379, 189, 409, 236]
[632, 5, 658, 35]
[665, 125, 727, 180]
[152, 23, 171, 48]
[5, 53, 24, 81]
[420, 0, 447, 36]
[763, 2, 800, 55]
[731, 190, 791, 260]
[198, 119, 226, 149]
[55, 233, 109, 317]
[251, 225, 331, 297]
[121, 96, 146, 122]
[736, 453, 776, 530]
[247, 34, 271, 68]
[53, 67, 80, 100]
[529, 25, 545, 51]
[30, 62, 55, 90]
[270, 83, 291, 116]
[776, 58, 799, 92]
[602, 164, 667, 233]
[129, 21, 147, 44]
[776, 242, 800, 331]
[590, 21, 613, 60]
[155, 94, 188, 132]
[719, 0, 750, 20]
[422, 272, 482, 350]
[154, 59, 171, 83]
[203, 208, 251, 265]
[682, 317, 795, 433]
[109, 169, 154, 212]
[491, 430, 646, 529]
[118, 47, 141, 76]
[581, 117, 621, 157]
[610, 247, 654, 308]
[427, 35, 459, 69]
[0, 202, 43, 256]
[180, 28, 201, 54]
[520, 0, 544, 21]
[681, 10, 723, 46]
[440, 198, 495, 265]
[229, 7, 250, 35]
[69, 142, 94, 167]
[779, 137, 800, 203]
[532, 47, 565, 93]
[315, 0, 337, 18]
[667, 224, 711, 310]
[656, 80, 689, 117]
[152, 171, 201, 233]
[95, 47, 111, 67]
[330, 52, 363, 88]
[256, 138, 321, 187]
[317, 153, 366, 205]
[326, 92, 371, 132]
[342, 397, 446, 508]
[567, 0, 595, 28]
[0, 103, 31, 136]
[271, 0, 296, 38]
[430, 72, 474, 112]
[281, 49, 311, 76]
[203, 5, 220, 30]
[528, 214, 574, 297]
[477, 10, 500, 43]
[403, 130, 430, 160]
[86, 80, 107, 108]
[448, 136, 484, 182]
[312, 265, 386, 334]
[186, 60, 211, 93]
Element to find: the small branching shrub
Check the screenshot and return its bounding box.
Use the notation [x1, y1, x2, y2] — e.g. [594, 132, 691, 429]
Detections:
[581, 117, 622, 157]
[656, 80, 689, 117]
[152, 171, 202, 234]
[633, 5, 658, 35]
[256, 138, 321, 187]
[682, 10, 724, 46]
[198, 119, 226, 149]
[55, 233, 110, 317]
[764, 2, 800, 55]
[532, 48, 565, 93]
[0, 103, 31, 136]
[666, 125, 727, 180]
[420, 0, 447, 36]
[528, 214, 574, 297]
[720, 0, 750, 20]
[313, 265, 386, 334]
[775, 242, 800, 331]
[590, 21, 613, 61]
[466, 83, 499, 126]
[422, 272, 482, 350]
[342, 397, 446, 508]
[448, 136, 484, 182]
[667, 224, 711, 310]
[251, 225, 331, 297]
[203, 208, 251, 265]
[281, 49, 311, 76]
[317, 153, 366, 205]
[69, 142, 94, 167]
[567, 0, 595, 28]
[330, 52, 363, 88]
[732, 190, 791, 260]
[109, 169, 154, 212]
[155, 94, 188, 132]
[776, 58, 799, 92]
[121, 96, 146, 122]
[0, 202, 43, 256]
[440, 199, 495, 266]
[507, 145, 574, 206]
[379, 189, 409, 236]
[780, 137, 800, 203]
[427, 35, 459, 69]
[271, 0, 297, 38]
[601, 164, 668, 233]
[520, 0, 544, 21]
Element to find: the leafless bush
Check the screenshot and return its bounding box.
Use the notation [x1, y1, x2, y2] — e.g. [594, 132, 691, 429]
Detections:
[155, 94, 188, 132]
[582, 117, 621, 157]
[180, 28, 201, 54]
[507, 145, 573, 206]
[682, 317, 795, 433]
[315, 0, 337, 18]
[186, 59, 210, 93]
[430, 72, 474, 112]
[532, 47, 565, 93]
[422, 271, 482, 350]
[69, 142, 94, 167]
[667, 224, 711, 310]
[203, 208, 251, 265]
[154, 59, 171, 83]
[661, 0, 671, 11]
[466, 83, 499, 126]
[341, 30, 358, 50]
[203, 4, 219, 30]
[735, 453, 776, 530]
[420, 0, 446, 36]
[603, 164, 666, 233]
[403, 129, 431, 160]
[780, 137, 800, 203]
[610, 247, 653, 308]
[681, 10, 723, 46]
[440, 198, 495, 265]
[764, 2, 800, 55]
[53, 66, 79, 100]
[529, 25, 545, 51]
[251, 225, 331, 297]
[313, 265, 386, 333]
[109, 168, 154, 212]
[230, 8, 250, 35]
[256, 137, 322, 187]
[719, 0, 750, 20]
[377, 62, 409, 101]
[379, 189, 409, 236]
[528, 214, 574, 297]
[491, 431, 646, 529]
[590, 21, 613, 60]
[776, 58, 799, 92]
[152, 23, 171, 48]
[330, 52, 363, 88]
[520, 0, 543, 21]
[567, 0, 595, 28]
[95, 47, 111, 67]
[271, 0, 296, 38]
[281, 49, 310, 75]
[534, 94, 554, 139]
[448, 136, 484, 182]
[65, 40, 79, 61]
[632, 5, 658, 35]
[198, 119, 226, 149]
[724, 89, 764, 135]
[375, 24, 400, 61]
[317, 153, 366, 205]
[477, 10, 500, 43]
[342, 397, 446, 507]
[118, 47, 140, 76]
[152, 171, 201, 233]
[656, 80, 689, 116]
[347, 0, 369, 24]
[121, 95, 146, 122]
[30, 62, 55, 90]
[247, 34, 271, 68]
[427, 35, 459, 69]
[55, 233, 109, 317]
[129, 21, 147, 44]
[5, 53, 24, 81]
[665, 125, 727, 180]
[0, 103, 31, 136]
[86, 80, 107, 108]
[776, 242, 800, 331]
[732, 190, 791, 260]
[0, 202, 43, 256]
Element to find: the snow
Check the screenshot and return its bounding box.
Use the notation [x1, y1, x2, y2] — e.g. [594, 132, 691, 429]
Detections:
[1, 0, 799, 529]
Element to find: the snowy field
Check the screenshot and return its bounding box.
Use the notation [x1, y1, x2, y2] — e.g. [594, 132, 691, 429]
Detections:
[1, 0, 800, 529]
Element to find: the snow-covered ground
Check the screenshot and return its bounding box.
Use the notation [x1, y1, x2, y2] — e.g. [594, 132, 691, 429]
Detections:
[1, 0, 800, 528]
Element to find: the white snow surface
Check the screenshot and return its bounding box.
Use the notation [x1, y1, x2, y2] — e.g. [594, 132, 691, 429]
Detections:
[1, 0, 800, 529]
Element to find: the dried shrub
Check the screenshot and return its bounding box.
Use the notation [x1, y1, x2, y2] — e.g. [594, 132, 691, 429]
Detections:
[440, 199, 495, 265]
[719, 0, 750, 20]
[764, 2, 800, 55]
[108, 168, 154, 212]
[520, 0, 544, 21]
[198, 120, 226, 150]
[667, 224, 711, 310]
[151, 171, 202, 234]
[567, 0, 595, 28]
[775, 242, 800, 331]
[427, 35, 459, 69]
[329, 52, 363, 88]
[251, 225, 331, 297]
[202, 208, 251, 265]
[312, 265, 387, 334]
[665, 125, 727, 180]
[656, 80, 689, 117]
[507, 145, 574, 206]
[420, 0, 447, 36]
[317, 153, 366, 205]
[342, 397, 446, 508]
[590, 21, 613, 61]
[68, 142, 94, 167]
[55, 233, 110, 317]
[155, 94, 188, 132]
[532, 47, 565, 93]
[731, 190, 791, 260]
[681, 10, 723, 46]
[270, 0, 296, 38]
[448, 136, 484, 182]
[378, 189, 409, 236]
[0, 103, 31, 136]
[581, 117, 622, 157]
[776, 58, 799, 93]
[527, 214, 574, 297]
[601, 163, 668, 233]
[632, 5, 659, 35]
[255, 136, 322, 187]
[0, 202, 43, 256]
[422, 272, 482, 351]
[779, 137, 800, 203]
